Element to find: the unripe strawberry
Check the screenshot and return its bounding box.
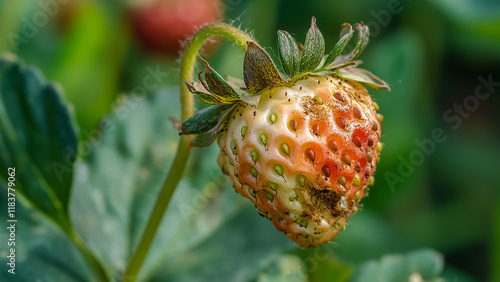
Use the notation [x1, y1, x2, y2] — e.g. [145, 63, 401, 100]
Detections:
[181, 18, 389, 247]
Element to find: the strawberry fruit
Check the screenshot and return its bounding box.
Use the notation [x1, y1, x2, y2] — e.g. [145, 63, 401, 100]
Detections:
[129, 0, 223, 56]
[181, 18, 389, 247]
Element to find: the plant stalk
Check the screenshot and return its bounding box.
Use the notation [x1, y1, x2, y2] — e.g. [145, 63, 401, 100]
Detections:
[122, 23, 253, 282]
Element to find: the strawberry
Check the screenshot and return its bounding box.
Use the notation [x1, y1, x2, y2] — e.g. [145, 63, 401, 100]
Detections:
[129, 0, 223, 56]
[180, 18, 389, 247]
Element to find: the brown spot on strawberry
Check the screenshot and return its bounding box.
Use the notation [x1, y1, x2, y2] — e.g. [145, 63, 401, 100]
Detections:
[329, 140, 338, 152]
[312, 124, 320, 135]
[335, 117, 345, 129]
[353, 135, 362, 147]
[364, 166, 371, 178]
[322, 165, 331, 177]
[353, 107, 362, 119]
[338, 175, 346, 186]
[334, 92, 344, 102]
[290, 119, 298, 131]
[354, 162, 361, 172]
[306, 148, 315, 162]
[342, 153, 351, 165]
[367, 136, 374, 147]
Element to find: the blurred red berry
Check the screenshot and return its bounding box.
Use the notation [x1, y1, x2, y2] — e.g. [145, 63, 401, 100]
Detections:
[130, 0, 223, 56]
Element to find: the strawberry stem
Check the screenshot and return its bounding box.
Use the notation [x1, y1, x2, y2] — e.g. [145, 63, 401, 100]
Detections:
[122, 23, 254, 281]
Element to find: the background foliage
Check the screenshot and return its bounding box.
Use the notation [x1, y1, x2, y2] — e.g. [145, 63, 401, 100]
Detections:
[0, 0, 499, 281]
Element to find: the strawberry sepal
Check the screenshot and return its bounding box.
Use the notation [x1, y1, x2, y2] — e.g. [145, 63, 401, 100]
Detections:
[180, 103, 233, 135]
[243, 41, 285, 93]
[336, 66, 390, 90]
[277, 30, 300, 77]
[299, 17, 325, 73]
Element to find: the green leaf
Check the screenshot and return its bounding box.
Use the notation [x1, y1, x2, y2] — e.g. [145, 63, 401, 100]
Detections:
[336, 66, 390, 90]
[324, 23, 354, 67]
[293, 247, 352, 282]
[0, 182, 98, 281]
[350, 249, 444, 282]
[244, 41, 284, 93]
[180, 104, 233, 135]
[0, 54, 77, 230]
[277, 30, 301, 77]
[299, 17, 325, 72]
[147, 204, 295, 281]
[257, 255, 307, 282]
[308, 259, 352, 282]
[203, 60, 240, 103]
[70, 87, 186, 276]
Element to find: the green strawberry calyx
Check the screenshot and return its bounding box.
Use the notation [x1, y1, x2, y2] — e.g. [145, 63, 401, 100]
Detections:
[180, 17, 389, 147]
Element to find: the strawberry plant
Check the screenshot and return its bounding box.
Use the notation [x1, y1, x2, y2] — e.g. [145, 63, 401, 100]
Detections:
[0, 16, 448, 282]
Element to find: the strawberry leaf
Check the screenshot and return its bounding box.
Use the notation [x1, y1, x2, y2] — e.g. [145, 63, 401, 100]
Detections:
[299, 17, 325, 72]
[277, 30, 300, 77]
[324, 24, 354, 67]
[203, 60, 240, 103]
[0, 182, 100, 281]
[336, 66, 391, 90]
[0, 54, 77, 231]
[180, 104, 233, 135]
[350, 249, 444, 281]
[244, 41, 284, 93]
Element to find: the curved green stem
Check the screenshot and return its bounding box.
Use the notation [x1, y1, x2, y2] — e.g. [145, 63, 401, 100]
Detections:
[122, 23, 253, 282]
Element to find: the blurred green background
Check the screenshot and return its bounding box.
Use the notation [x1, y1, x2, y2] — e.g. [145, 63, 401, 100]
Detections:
[0, 0, 499, 281]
